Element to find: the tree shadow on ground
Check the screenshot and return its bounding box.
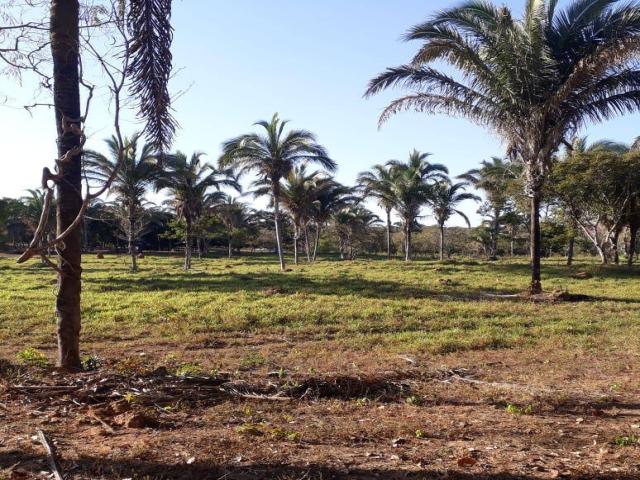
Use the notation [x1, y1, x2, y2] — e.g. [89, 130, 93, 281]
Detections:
[1, 452, 636, 480]
[86, 270, 640, 305]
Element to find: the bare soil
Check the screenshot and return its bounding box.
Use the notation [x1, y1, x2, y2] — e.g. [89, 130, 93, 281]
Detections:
[1, 337, 640, 479]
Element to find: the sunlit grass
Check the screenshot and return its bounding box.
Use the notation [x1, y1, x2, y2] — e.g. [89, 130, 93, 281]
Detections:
[1, 253, 639, 354]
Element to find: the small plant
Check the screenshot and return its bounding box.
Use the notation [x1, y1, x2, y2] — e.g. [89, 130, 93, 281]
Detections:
[175, 362, 203, 377]
[16, 348, 49, 368]
[405, 395, 424, 407]
[269, 427, 301, 442]
[505, 403, 534, 415]
[415, 429, 426, 439]
[240, 352, 265, 370]
[615, 434, 640, 447]
[355, 397, 371, 407]
[123, 392, 138, 403]
[236, 422, 264, 436]
[81, 354, 102, 371]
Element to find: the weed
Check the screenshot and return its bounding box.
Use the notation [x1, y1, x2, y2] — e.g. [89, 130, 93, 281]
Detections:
[615, 434, 640, 447]
[16, 347, 49, 368]
[505, 403, 534, 415]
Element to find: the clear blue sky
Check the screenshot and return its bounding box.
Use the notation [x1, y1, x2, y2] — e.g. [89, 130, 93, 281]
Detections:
[3, 0, 640, 226]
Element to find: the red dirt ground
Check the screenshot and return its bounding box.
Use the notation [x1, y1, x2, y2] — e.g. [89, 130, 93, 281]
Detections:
[1, 336, 639, 479]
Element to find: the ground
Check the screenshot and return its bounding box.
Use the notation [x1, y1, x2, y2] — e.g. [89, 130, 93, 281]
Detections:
[1, 254, 639, 479]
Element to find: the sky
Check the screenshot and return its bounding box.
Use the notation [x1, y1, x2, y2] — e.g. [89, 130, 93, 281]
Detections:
[3, 0, 640, 226]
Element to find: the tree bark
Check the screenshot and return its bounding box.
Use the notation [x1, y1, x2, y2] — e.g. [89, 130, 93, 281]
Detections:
[439, 225, 445, 261]
[386, 208, 392, 259]
[293, 225, 299, 265]
[628, 225, 638, 267]
[272, 186, 285, 271]
[611, 228, 621, 265]
[566, 236, 574, 267]
[404, 222, 411, 262]
[228, 231, 232, 259]
[529, 193, 543, 294]
[304, 224, 311, 262]
[312, 224, 321, 262]
[51, 0, 83, 371]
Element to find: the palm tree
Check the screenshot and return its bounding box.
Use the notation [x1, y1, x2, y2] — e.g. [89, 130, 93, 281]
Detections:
[366, 0, 640, 293]
[85, 134, 161, 272]
[157, 152, 238, 270]
[309, 179, 352, 261]
[357, 164, 396, 258]
[332, 204, 380, 260]
[280, 165, 326, 264]
[387, 150, 447, 261]
[219, 113, 336, 271]
[459, 158, 519, 258]
[429, 180, 480, 261]
[213, 195, 254, 259]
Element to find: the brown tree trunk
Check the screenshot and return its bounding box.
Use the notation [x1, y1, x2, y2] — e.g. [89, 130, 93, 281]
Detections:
[228, 231, 232, 259]
[530, 193, 543, 294]
[439, 224, 445, 261]
[293, 225, 299, 265]
[312, 223, 321, 262]
[628, 225, 638, 267]
[51, 0, 83, 371]
[566, 236, 575, 267]
[304, 224, 311, 262]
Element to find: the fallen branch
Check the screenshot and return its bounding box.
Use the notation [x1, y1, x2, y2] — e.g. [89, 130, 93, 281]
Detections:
[36, 429, 65, 480]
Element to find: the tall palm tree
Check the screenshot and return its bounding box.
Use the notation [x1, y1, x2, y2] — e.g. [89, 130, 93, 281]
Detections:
[332, 204, 381, 260]
[429, 180, 480, 261]
[280, 165, 325, 264]
[85, 134, 161, 272]
[367, 0, 640, 293]
[387, 150, 447, 261]
[219, 113, 336, 271]
[357, 164, 396, 258]
[459, 158, 519, 258]
[157, 152, 238, 270]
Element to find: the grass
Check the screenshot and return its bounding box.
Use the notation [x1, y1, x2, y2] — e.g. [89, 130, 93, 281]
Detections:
[1, 253, 640, 355]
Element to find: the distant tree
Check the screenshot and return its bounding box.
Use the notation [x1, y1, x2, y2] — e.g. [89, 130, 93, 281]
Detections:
[309, 179, 352, 261]
[551, 150, 640, 264]
[387, 150, 447, 261]
[332, 205, 380, 260]
[219, 113, 336, 271]
[213, 195, 255, 258]
[157, 152, 238, 270]
[459, 158, 519, 258]
[85, 134, 161, 271]
[429, 180, 480, 261]
[357, 164, 396, 258]
[367, 0, 640, 293]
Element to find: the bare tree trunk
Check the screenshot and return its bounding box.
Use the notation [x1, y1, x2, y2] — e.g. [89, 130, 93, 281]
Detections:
[628, 225, 638, 267]
[439, 224, 445, 261]
[386, 208, 392, 259]
[566, 236, 574, 267]
[228, 231, 232, 259]
[597, 244, 608, 265]
[530, 193, 543, 294]
[272, 187, 285, 271]
[612, 228, 621, 265]
[52, 0, 83, 371]
[404, 222, 411, 262]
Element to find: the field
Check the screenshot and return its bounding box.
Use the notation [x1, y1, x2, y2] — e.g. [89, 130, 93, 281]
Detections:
[1, 254, 640, 479]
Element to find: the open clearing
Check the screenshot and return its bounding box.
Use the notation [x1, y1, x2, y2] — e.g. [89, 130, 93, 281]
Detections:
[1, 254, 640, 479]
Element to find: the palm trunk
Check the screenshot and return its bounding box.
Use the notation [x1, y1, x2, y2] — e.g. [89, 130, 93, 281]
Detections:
[128, 210, 137, 272]
[530, 192, 543, 294]
[628, 225, 638, 267]
[52, 0, 83, 371]
[312, 223, 321, 262]
[304, 224, 311, 262]
[439, 224, 445, 261]
[566, 236, 575, 267]
[491, 208, 500, 258]
[404, 222, 411, 262]
[184, 218, 192, 270]
[293, 225, 299, 265]
[228, 231, 233, 259]
[384, 208, 392, 259]
[273, 188, 285, 271]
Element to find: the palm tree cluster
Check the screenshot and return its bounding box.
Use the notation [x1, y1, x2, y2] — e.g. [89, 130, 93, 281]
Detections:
[367, 0, 640, 293]
[358, 150, 479, 261]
